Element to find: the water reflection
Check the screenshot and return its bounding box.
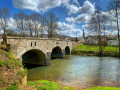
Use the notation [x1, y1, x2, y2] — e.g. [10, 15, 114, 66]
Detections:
[28, 55, 120, 88]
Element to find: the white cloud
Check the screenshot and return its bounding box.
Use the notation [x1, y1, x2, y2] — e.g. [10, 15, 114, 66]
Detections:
[57, 22, 83, 37]
[65, 17, 75, 23]
[66, 0, 95, 24]
[66, 4, 81, 15]
[13, 0, 65, 12]
[0, 18, 17, 33]
[7, 18, 17, 29]
[12, 0, 80, 12]
[66, 0, 95, 15]
[76, 14, 89, 23]
[13, 0, 40, 12]
[80, 0, 95, 14]
[66, 14, 89, 23]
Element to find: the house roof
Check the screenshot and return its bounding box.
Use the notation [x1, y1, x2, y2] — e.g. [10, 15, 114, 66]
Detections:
[85, 35, 118, 40]
[107, 35, 117, 40]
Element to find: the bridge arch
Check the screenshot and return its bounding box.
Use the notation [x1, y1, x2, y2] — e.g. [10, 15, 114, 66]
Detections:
[65, 46, 70, 55]
[22, 49, 46, 68]
[51, 46, 63, 59]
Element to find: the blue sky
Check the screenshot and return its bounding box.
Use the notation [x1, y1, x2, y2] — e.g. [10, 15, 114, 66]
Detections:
[0, 0, 110, 37]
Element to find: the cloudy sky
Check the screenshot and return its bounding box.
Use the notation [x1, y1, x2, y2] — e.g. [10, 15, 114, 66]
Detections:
[0, 0, 110, 37]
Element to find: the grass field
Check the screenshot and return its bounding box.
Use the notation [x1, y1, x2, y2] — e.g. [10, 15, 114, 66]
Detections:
[72, 45, 119, 56]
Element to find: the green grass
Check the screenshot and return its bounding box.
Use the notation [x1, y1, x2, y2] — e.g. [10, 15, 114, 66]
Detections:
[0, 44, 25, 89]
[0, 50, 23, 68]
[3, 86, 19, 90]
[73, 45, 119, 52]
[27, 80, 77, 90]
[17, 70, 24, 77]
[27, 80, 120, 90]
[86, 87, 120, 90]
[0, 78, 9, 85]
[72, 45, 119, 56]
[2, 81, 19, 90]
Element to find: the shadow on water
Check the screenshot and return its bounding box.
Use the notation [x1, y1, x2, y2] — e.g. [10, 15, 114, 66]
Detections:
[23, 63, 46, 69]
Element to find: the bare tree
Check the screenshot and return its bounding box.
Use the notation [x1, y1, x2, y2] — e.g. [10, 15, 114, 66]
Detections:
[108, 0, 120, 56]
[5, 29, 17, 36]
[14, 14, 21, 35]
[39, 16, 46, 38]
[86, 7, 108, 54]
[26, 15, 34, 37]
[45, 12, 59, 38]
[14, 11, 26, 36]
[0, 7, 10, 43]
[32, 13, 41, 37]
[107, 11, 116, 37]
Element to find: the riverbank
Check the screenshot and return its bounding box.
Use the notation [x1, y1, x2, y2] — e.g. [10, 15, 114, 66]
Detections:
[0, 44, 29, 89]
[27, 80, 120, 90]
[1, 44, 120, 90]
[72, 45, 119, 57]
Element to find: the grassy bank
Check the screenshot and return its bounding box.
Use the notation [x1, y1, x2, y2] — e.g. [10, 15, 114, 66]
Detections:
[72, 45, 119, 57]
[6, 79, 120, 90]
[27, 80, 120, 90]
[27, 80, 77, 90]
[0, 44, 27, 90]
[86, 87, 120, 90]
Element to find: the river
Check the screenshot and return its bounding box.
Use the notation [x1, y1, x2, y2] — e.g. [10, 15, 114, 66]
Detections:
[27, 55, 120, 89]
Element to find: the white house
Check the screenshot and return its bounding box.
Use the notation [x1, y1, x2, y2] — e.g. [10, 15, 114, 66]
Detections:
[107, 36, 118, 46]
[85, 36, 98, 45]
[85, 36, 108, 45]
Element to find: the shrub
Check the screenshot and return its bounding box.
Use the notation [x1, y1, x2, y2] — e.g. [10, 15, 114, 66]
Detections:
[17, 70, 24, 77]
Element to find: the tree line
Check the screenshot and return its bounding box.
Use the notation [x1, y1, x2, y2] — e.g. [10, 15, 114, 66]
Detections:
[0, 7, 59, 39]
[84, 0, 120, 56]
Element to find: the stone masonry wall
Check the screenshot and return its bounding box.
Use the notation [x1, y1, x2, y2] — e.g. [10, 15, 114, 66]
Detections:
[7, 36, 72, 58]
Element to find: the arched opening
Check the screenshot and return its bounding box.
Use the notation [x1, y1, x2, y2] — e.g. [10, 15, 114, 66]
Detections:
[22, 49, 46, 69]
[51, 46, 63, 59]
[65, 46, 70, 55]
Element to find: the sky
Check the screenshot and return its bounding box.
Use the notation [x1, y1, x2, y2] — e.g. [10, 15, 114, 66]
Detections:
[0, 0, 110, 37]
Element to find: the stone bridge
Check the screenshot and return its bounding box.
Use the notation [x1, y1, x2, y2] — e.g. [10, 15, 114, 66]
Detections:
[6, 36, 72, 66]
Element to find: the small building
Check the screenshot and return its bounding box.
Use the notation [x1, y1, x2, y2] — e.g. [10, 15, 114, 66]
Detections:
[107, 36, 118, 46]
[85, 36, 98, 45]
[85, 36, 107, 45]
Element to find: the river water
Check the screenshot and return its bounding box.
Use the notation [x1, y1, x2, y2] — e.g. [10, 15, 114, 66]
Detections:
[28, 55, 120, 89]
